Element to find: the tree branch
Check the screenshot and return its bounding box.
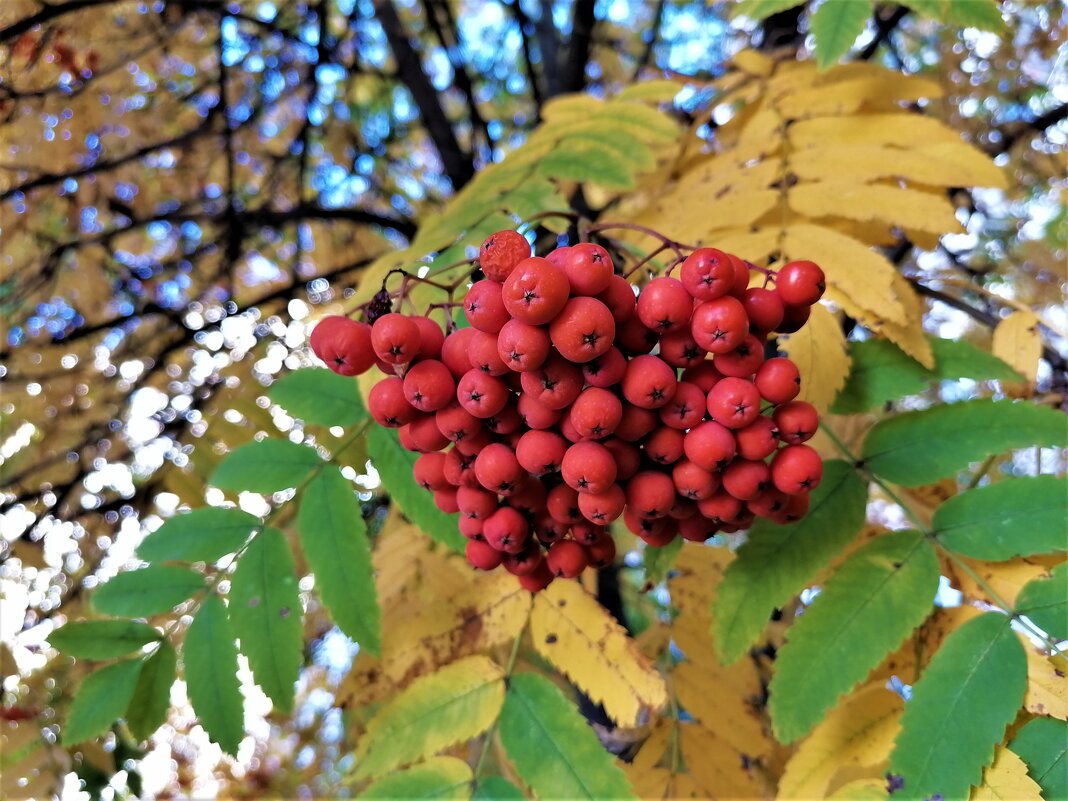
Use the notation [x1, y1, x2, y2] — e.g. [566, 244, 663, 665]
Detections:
[505, 0, 544, 117]
[535, 0, 561, 97]
[859, 4, 909, 60]
[632, 0, 667, 80]
[559, 0, 597, 94]
[996, 102, 1068, 152]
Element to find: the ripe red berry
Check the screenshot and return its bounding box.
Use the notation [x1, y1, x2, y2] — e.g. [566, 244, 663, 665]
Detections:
[441, 327, 477, 377]
[742, 287, 785, 334]
[518, 560, 555, 592]
[434, 486, 460, 513]
[457, 370, 509, 419]
[517, 392, 564, 429]
[515, 429, 568, 475]
[411, 316, 445, 360]
[480, 230, 531, 282]
[435, 403, 482, 443]
[626, 471, 676, 519]
[696, 490, 743, 525]
[506, 478, 548, 517]
[473, 443, 525, 496]
[484, 404, 522, 435]
[561, 243, 614, 296]
[570, 387, 623, 439]
[659, 328, 708, 369]
[776, 260, 826, 306]
[681, 361, 725, 394]
[368, 376, 416, 428]
[414, 451, 449, 491]
[747, 487, 790, 519]
[585, 535, 617, 568]
[722, 459, 771, 501]
[637, 277, 693, 333]
[546, 483, 582, 524]
[464, 280, 511, 333]
[727, 255, 752, 299]
[483, 505, 530, 553]
[776, 302, 811, 334]
[773, 400, 819, 444]
[578, 483, 626, 524]
[679, 248, 734, 300]
[534, 513, 569, 544]
[402, 359, 455, 412]
[371, 313, 422, 364]
[615, 315, 659, 355]
[706, 377, 761, 429]
[457, 486, 499, 521]
[691, 296, 748, 354]
[466, 539, 504, 570]
[714, 334, 765, 378]
[503, 545, 545, 577]
[596, 274, 637, 323]
[771, 444, 824, 494]
[643, 426, 686, 465]
[520, 355, 584, 410]
[546, 246, 571, 267]
[549, 297, 616, 363]
[407, 414, 451, 452]
[459, 516, 484, 539]
[443, 447, 479, 488]
[658, 381, 706, 430]
[582, 347, 627, 388]
[672, 459, 720, 501]
[561, 441, 618, 495]
[621, 355, 677, 409]
[684, 421, 737, 471]
[755, 357, 801, 404]
[546, 540, 588, 578]
[602, 438, 641, 481]
[614, 404, 657, 442]
[310, 316, 376, 376]
[455, 428, 494, 456]
[468, 329, 509, 376]
[502, 257, 571, 324]
[679, 514, 720, 542]
[496, 319, 551, 372]
[735, 415, 780, 460]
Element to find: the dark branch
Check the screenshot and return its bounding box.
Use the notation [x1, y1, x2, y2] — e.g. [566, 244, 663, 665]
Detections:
[632, 0, 667, 80]
[559, 0, 597, 94]
[505, 0, 544, 117]
[859, 5, 909, 61]
[535, 0, 561, 97]
[997, 102, 1068, 152]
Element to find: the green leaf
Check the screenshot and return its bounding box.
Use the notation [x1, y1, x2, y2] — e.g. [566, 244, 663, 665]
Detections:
[357, 757, 473, 800]
[50, 620, 161, 659]
[1016, 562, 1068, 641]
[769, 531, 939, 743]
[944, 0, 1004, 30]
[730, 0, 805, 22]
[138, 507, 259, 563]
[714, 460, 867, 664]
[211, 438, 322, 493]
[644, 537, 682, 584]
[933, 476, 1068, 560]
[62, 658, 144, 745]
[473, 776, 526, 801]
[92, 566, 204, 617]
[831, 337, 1020, 414]
[184, 595, 245, 755]
[901, 0, 948, 20]
[499, 673, 636, 801]
[298, 467, 381, 652]
[269, 367, 367, 427]
[811, 0, 872, 70]
[368, 426, 465, 552]
[354, 656, 505, 780]
[889, 613, 1027, 801]
[861, 400, 1066, 487]
[126, 641, 177, 741]
[229, 528, 303, 714]
[535, 144, 635, 190]
[1010, 718, 1068, 801]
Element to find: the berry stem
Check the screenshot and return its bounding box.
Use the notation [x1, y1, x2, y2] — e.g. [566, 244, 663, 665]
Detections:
[583, 221, 693, 259]
[818, 421, 1063, 654]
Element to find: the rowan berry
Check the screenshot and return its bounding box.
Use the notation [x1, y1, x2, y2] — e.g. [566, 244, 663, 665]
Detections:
[714, 334, 765, 378]
[679, 248, 734, 300]
[468, 329, 509, 376]
[602, 438, 641, 481]
[457, 370, 509, 419]
[496, 318, 551, 372]
[614, 403, 658, 442]
[722, 458, 771, 501]
[458, 516, 484, 540]
[659, 328, 707, 369]
[402, 359, 455, 412]
[515, 429, 568, 475]
[435, 403, 482, 443]
[569, 387, 623, 439]
[679, 514, 720, 542]
[643, 426, 686, 465]
[776, 260, 826, 306]
[561, 441, 617, 495]
[505, 478, 548, 517]
[616, 315, 659, 355]
[549, 297, 616, 363]
[696, 490, 743, 525]
[770, 444, 823, 494]
[441, 327, 477, 378]
[520, 355, 584, 410]
[683, 421, 736, 471]
[735, 415, 780, 461]
[658, 381, 706, 430]
[411, 315, 445, 359]
[585, 535, 617, 568]
[484, 404, 522, 435]
[457, 486, 499, 521]
[443, 447, 479, 488]
[464, 280, 510, 333]
[727, 255, 752, 299]
[546, 483, 582, 524]
[480, 230, 531, 282]
[407, 414, 451, 452]
[776, 303, 811, 334]
[681, 361, 725, 394]
[466, 539, 504, 571]
[371, 313, 421, 364]
[636, 277, 693, 333]
[310, 316, 376, 376]
[578, 483, 626, 524]
[546, 540, 588, 578]
[414, 451, 449, 491]
[596, 274, 637, 323]
[582, 347, 627, 388]
[691, 296, 748, 354]
[672, 459, 720, 501]
[755, 357, 801, 404]
[368, 376, 416, 428]
[434, 486, 460, 514]
[518, 560, 555, 592]
[502, 257, 571, 324]
[626, 471, 676, 519]
[621, 354, 677, 409]
[570, 520, 606, 545]
[742, 287, 785, 334]
[483, 506, 530, 553]
[773, 401, 819, 444]
[561, 242, 614, 296]
[503, 545, 545, 577]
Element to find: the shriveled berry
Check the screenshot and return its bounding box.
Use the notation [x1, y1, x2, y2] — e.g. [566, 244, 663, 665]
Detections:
[480, 230, 531, 282]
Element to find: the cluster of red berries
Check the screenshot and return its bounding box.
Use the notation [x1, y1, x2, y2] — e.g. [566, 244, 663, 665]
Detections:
[309, 230, 827, 592]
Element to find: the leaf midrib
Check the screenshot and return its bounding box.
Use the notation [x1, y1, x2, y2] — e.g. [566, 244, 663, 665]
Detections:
[510, 686, 599, 801]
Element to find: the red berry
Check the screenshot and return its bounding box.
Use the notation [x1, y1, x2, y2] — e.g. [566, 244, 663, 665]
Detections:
[659, 328, 707, 369]
[457, 369, 509, 419]
[502, 257, 571, 324]
[684, 421, 737, 471]
[614, 404, 658, 442]
[414, 452, 449, 491]
[561, 243, 613, 296]
[691, 296, 748, 354]
[783, 492, 810, 522]
[546, 246, 571, 267]
[679, 514, 720, 542]
[480, 230, 531, 282]
[561, 441, 617, 495]
[407, 414, 451, 452]
[742, 288, 785, 334]
[643, 426, 686, 465]
[773, 401, 819, 444]
[518, 560, 555, 592]
[443, 447, 479, 488]
[569, 387, 623, 440]
[616, 315, 659, 355]
[457, 486, 499, 521]
[585, 535, 617, 568]
[707, 377, 761, 429]
[534, 513, 569, 544]
[658, 381, 706, 430]
[602, 438, 641, 481]
[371, 313, 422, 364]
[596, 274, 637, 323]
[455, 428, 494, 456]
[466, 539, 504, 570]
[459, 516, 484, 539]
[441, 327, 477, 378]
[520, 355, 584, 410]
[747, 487, 790, 519]
[672, 459, 720, 501]
[727, 254, 752, 299]
[776, 260, 826, 306]
[582, 347, 627, 388]
[434, 486, 460, 514]
[474, 443, 526, 496]
[636, 277, 693, 333]
[464, 280, 511, 333]
[515, 429, 568, 475]
[626, 471, 676, 519]
[503, 545, 545, 577]
[681, 361, 725, 394]
[735, 416, 780, 460]
[714, 334, 765, 378]
[546, 483, 582, 524]
[546, 540, 588, 578]
[696, 490, 743, 525]
[755, 357, 801, 404]
[310, 316, 376, 376]
[496, 319, 551, 372]
[483, 505, 530, 553]
[402, 359, 455, 412]
[517, 392, 564, 429]
[369, 376, 417, 428]
[679, 248, 734, 300]
[484, 404, 522, 435]
[549, 297, 616, 363]
[435, 403, 482, 443]
[775, 303, 811, 334]
[578, 483, 625, 524]
[722, 459, 771, 501]
[411, 316, 445, 360]
[771, 444, 823, 494]
[623, 506, 668, 538]
[621, 354, 677, 409]
[468, 330, 509, 376]
[506, 478, 548, 517]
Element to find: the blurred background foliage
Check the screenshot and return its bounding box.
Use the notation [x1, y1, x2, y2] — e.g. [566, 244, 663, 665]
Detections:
[0, 0, 1065, 798]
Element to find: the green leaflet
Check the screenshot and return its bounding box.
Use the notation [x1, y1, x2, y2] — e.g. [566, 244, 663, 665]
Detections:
[229, 527, 303, 714]
[184, 595, 245, 755]
[62, 658, 144, 745]
[889, 613, 1027, 801]
[499, 673, 636, 801]
[535, 145, 636, 190]
[1016, 562, 1068, 642]
[811, 0, 873, 69]
[357, 757, 473, 800]
[644, 537, 682, 584]
[92, 565, 204, 617]
[861, 400, 1066, 487]
[211, 438, 322, 493]
[353, 656, 505, 781]
[126, 641, 177, 741]
[714, 460, 867, 664]
[50, 620, 161, 660]
[831, 337, 1020, 414]
[933, 475, 1068, 560]
[769, 531, 939, 743]
[368, 426, 465, 552]
[943, 0, 1005, 30]
[1010, 718, 1068, 801]
[298, 467, 380, 652]
[138, 507, 259, 563]
[269, 367, 367, 427]
[472, 776, 526, 800]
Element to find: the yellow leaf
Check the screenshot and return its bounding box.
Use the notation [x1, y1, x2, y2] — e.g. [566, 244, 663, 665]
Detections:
[353, 656, 505, 780]
[971, 746, 1043, 801]
[788, 181, 962, 235]
[673, 659, 772, 758]
[777, 684, 903, 800]
[530, 580, 668, 728]
[739, 105, 785, 149]
[732, 49, 774, 77]
[917, 141, 1009, 189]
[776, 74, 943, 119]
[679, 723, 764, 799]
[828, 778, 890, 800]
[956, 558, 1048, 608]
[616, 79, 686, 102]
[789, 113, 963, 150]
[639, 189, 780, 245]
[992, 311, 1041, 391]
[1023, 643, 1068, 720]
[791, 144, 1006, 188]
[829, 270, 934, 368]
[778, 302, 851, 414]
[541, 94, 605, 122]
[781, 224, 907, 325]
